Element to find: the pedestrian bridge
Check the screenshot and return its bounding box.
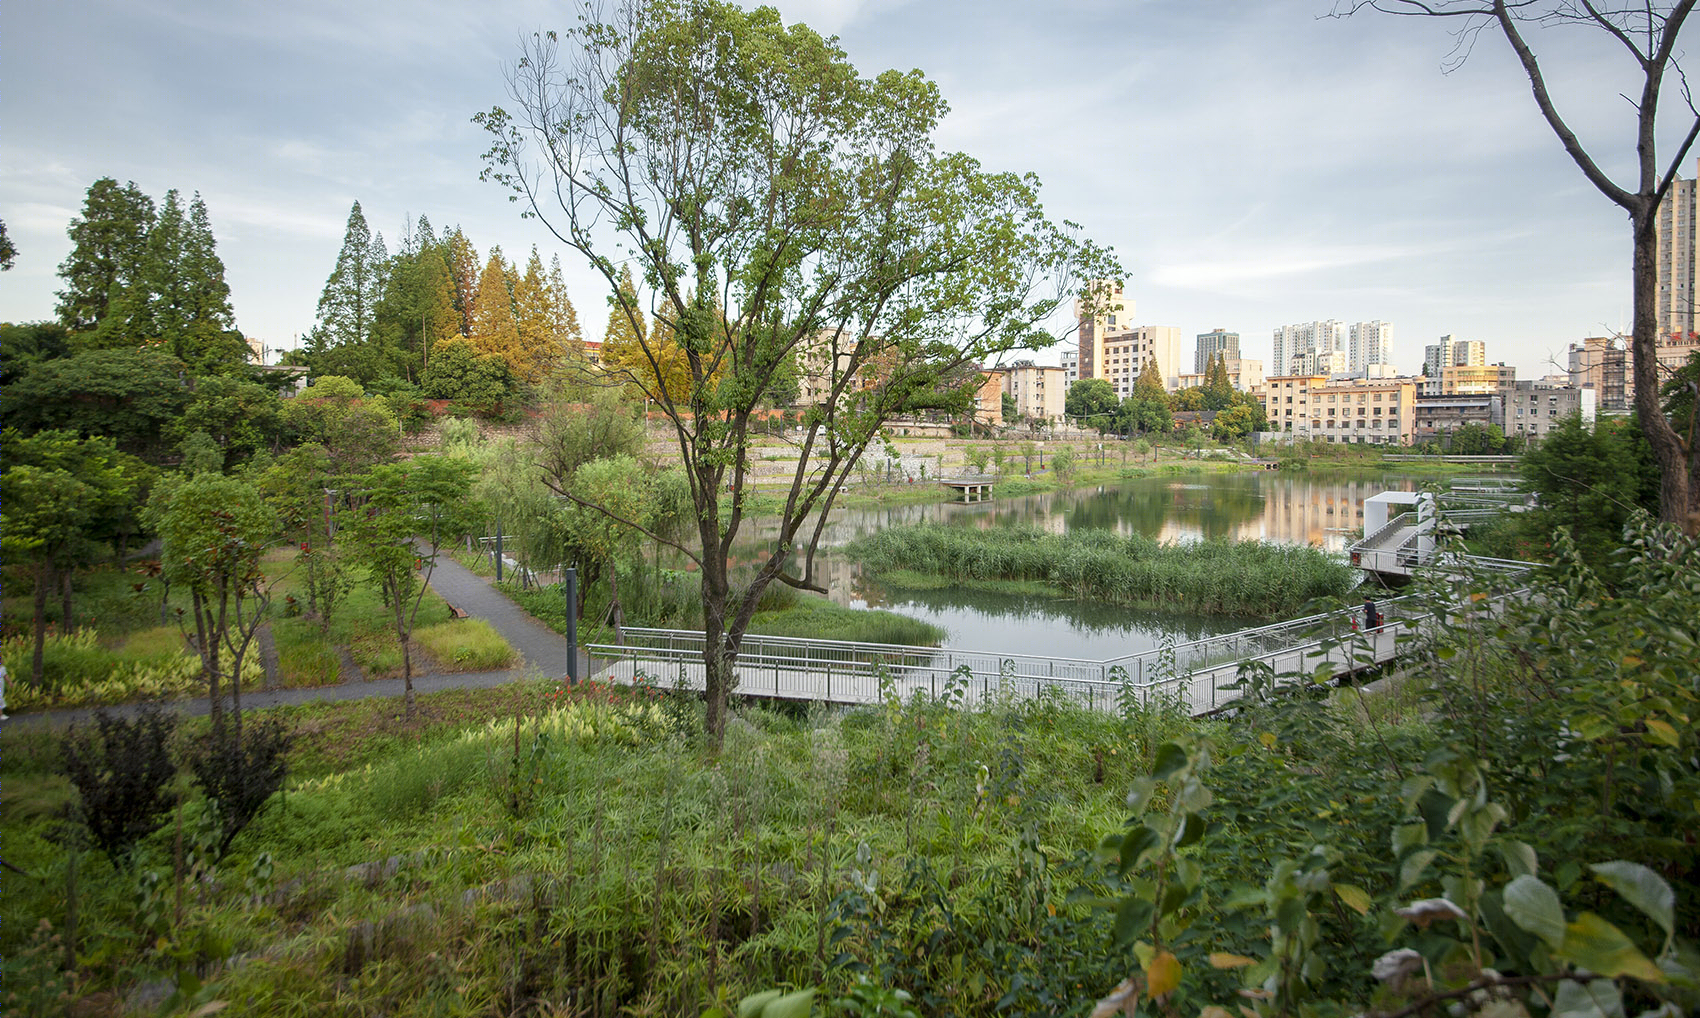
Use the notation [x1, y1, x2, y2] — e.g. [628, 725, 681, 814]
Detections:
[587, 586, 1521, 717]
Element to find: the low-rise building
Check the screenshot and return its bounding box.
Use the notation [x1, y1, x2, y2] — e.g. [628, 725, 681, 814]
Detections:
[1505, 382, 1595, 442]
[1002, 361, 1067, 424]
[1412, 394, 1503, 443]
[1255, 374, 1417, 445]
[1428, 362, 1516, 396]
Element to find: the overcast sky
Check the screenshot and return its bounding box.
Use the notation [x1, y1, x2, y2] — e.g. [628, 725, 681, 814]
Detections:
[4, 0, 1693, 378]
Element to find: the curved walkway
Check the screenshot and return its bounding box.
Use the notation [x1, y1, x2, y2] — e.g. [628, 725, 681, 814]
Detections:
[5, 554, 588, 730]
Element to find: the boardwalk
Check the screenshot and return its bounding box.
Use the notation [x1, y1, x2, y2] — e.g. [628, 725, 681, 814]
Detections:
[588, 597, 1438, 717]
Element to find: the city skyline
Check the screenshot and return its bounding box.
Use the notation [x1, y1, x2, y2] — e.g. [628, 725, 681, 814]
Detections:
[3, 0, 1688, 380]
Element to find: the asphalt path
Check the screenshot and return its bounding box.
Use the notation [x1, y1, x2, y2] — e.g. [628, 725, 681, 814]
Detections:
[4, 553, 589, 730]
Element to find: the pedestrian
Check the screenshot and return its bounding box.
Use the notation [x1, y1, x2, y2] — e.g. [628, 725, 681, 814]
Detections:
[1, 662, 9, 719]
[1362, 596, 1381, 633]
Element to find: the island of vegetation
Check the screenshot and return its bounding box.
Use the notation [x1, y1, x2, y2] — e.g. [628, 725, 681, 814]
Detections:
[847, 524, 1359, 616]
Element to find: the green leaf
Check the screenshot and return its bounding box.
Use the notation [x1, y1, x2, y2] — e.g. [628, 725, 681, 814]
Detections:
[1114, 896, 1154, 945]
[1119, 826, 1159, 875]
[758, 989, 816, 1018]
[1500, 840, 1538, 880]
[1398, 850, 1438, 892]
[1589, 861, 1674, 939]
[737, 991, 783, 1018]
[1152, 742, 1188, 781]
[1173, 812, 1205, 849]
[1558, 913, 1665, 983]
[1393, 822, 1428, 853]
[1549, 979, 1626, 1018]
[1335, 884, 1372, 916]
[1504, 875, 1567, 949]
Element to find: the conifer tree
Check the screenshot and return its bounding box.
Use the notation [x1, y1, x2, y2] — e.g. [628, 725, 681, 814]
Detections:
[511, 247, 556, 383]
[547, 254, 584, 361]
[468, 251, 522, 368]
[312, 202, 387, 351]
[1203, 352, 1235, 411]
[444, 229, 480, 337]
[56, 178, 156, 333]
[599, 264, 649, 392]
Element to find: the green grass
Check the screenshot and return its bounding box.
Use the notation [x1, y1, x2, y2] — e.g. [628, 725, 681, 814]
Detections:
[414, 619, 516, 671]
[846, 524, 1356, 616]
[745, 597, 945, 645]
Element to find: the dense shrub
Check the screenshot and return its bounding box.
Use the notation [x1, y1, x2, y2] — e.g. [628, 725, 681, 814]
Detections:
[189, 717, 293, 860]
[61, 707, 179, 868]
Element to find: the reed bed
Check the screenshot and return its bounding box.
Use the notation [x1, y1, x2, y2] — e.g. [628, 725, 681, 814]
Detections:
[845, 524, 1355, 616]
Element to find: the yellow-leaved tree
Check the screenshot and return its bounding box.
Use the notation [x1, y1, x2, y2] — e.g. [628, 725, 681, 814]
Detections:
[468, 250, 523, 373]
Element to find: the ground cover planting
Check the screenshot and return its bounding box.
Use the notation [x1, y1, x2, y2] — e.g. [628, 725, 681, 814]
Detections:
[8, 520, 1692, 1017]
[846, 524, 1358, 616]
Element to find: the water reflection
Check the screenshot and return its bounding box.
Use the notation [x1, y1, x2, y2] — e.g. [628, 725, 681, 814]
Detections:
[734, 471, 1419, 657]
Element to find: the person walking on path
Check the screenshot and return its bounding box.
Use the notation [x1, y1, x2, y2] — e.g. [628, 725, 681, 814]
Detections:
[1362, 596, 1382, 633]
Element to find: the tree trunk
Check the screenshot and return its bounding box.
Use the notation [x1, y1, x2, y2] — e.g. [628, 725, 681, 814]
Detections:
[701, 569, 732, 752]
[607, 561, 626, 646]
[32, 562, 50, 688]
[1632, 212, 1700, 533]
[393, 580, 414, 721]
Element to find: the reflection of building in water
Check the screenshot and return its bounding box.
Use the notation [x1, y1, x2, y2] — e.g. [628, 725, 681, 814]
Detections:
[1254, 477, 1413, 551]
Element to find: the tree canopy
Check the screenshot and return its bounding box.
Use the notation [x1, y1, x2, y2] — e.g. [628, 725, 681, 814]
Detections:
[478, 0, 1118, 745]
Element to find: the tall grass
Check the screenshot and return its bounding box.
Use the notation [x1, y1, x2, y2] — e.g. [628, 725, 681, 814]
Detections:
[846, 524, 1355, 616]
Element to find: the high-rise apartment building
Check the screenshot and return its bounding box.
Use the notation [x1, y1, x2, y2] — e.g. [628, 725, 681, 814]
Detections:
[1423, 335, 1485, 377]
[1655, 159, 1699, 342]
[1195, 329, 1240, 374]
[1073, 282, 1183, 394]
[1272, 321, 1344, 377]
[1348, 321, 1395, 375]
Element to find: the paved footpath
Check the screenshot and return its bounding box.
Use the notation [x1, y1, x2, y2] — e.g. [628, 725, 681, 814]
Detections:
[5, 553, 590, 731]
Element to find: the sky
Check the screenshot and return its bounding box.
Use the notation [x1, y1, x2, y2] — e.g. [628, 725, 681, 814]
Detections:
[3, 0, 1693, 379]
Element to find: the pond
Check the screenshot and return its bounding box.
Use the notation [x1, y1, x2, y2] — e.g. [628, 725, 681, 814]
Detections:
[738, 471, 1427, 660]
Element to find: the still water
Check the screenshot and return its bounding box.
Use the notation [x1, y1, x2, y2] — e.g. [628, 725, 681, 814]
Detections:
[743, 472, 1421, 659]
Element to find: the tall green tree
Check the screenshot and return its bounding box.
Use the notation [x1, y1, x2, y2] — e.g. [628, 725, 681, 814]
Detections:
[512, 247, 557, 383]
[548, 254, 585, 362]
[120, 191, 245, 372]
[1202, 353, 1235, 411]
[56, 178, 156, 333]
[0, 218, 15, 271]
[308, 202, 390, 363]
[480, 0, 1117, 746]
[342, 456, 481, 720]
[444, 228, 481, 338]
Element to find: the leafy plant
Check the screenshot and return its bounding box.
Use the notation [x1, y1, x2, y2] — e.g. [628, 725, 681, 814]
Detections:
[187, 715, 293, 861]
[61, 706, 179, 868]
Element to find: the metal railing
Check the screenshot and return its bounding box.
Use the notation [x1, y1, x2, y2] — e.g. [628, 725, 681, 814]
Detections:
[586, 584, 1524, 716]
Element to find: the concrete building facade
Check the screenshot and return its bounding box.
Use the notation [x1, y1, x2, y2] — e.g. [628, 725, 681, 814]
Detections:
[1255, 374, 1418, 445]
[1655, 159, 1699, 343]
[1506, 381, 1596, 442]
[1568, 336, 1632, 412]
[1348, 320, 1395, 376]
[1195, 328, 1240, 374]
[1272, 321, 1344, 378]
[1001, 361, 1068, 424]
[1423, 335, 1485, 377]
